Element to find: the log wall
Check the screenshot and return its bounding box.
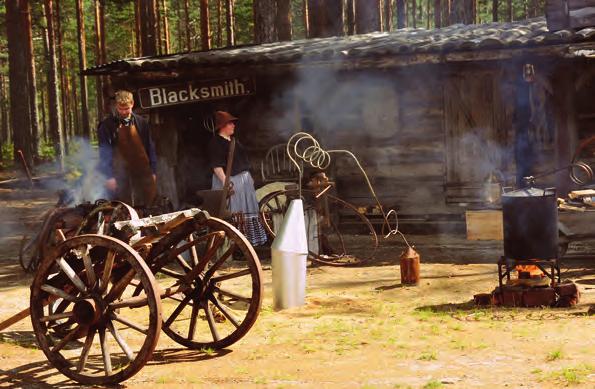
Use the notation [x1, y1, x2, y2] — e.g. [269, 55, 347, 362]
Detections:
[107, 58, 581, 217]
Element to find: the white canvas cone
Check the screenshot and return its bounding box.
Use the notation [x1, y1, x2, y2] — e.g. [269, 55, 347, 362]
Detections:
[271, 199, 308, 310]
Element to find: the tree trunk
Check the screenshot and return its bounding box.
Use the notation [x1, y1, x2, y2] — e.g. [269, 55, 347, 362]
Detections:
[25, 0, 40, 159]
[303, 0, 310, 38]
[155, 0, 162, 54]
[97, 0, 111, 116]
[70, 66, 80, 142]
[355, 0, 381, 33]
[139, 0, 159, 56]
[40, 88, 47, 142]
[0, 71, 9, 160]
[6, 0, 34, 167]
[200, 0, 212, 49]
[492, 0, 499, 21]
[75, 0, 91, 139]
[435, 0, 442, 27]
[308, 0, 343, 37]
[451, 0, 474, 24]
[277, 0, 292, 41]
[182, 0, 191, 50]
[226, 0, 235, 46]
[507, 0, 512, 22]
[346, 0, 355, 34]
[43, 0, 65, 169]
[40, 12, 50, 141]
[55, 0, 70, 142]
[254, 0, 277, 43]
[396, 0, 406, 28]
[384, 0, 393, 31]
[217, 0, 223, 46]
[161, 0, 171, 53]
[134, 0, 142, 56]
[94, 0, 104, 120]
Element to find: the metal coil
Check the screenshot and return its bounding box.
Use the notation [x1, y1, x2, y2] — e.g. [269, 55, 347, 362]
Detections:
[286, 132, 411, 247]
[569, 161, 593, 186]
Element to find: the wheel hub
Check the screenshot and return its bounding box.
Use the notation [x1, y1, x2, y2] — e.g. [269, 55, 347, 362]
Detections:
[72, 298, 102, 326]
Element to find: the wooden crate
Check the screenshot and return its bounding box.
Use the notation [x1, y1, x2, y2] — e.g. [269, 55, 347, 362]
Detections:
[466, 210, 503, 241]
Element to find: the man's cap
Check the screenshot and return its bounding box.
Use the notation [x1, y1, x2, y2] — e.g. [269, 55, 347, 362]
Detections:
[215, 111, 238, 129]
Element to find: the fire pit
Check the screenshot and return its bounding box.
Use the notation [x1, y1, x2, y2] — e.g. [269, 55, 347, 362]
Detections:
[476, 186, 580, 307]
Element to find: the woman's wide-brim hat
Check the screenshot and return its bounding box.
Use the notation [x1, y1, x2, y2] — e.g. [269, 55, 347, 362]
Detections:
[215, 111, 238, 129]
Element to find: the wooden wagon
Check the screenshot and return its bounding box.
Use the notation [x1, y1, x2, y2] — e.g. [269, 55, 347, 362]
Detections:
[1, 204, 263, 385]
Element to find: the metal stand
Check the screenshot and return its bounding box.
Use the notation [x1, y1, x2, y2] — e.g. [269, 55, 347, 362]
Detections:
[497, 256, 561, 288]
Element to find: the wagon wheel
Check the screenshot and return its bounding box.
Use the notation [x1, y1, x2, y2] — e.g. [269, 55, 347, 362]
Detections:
[75, 201, 139, 236]
[259, 189, 378, 266]
[151, 214, 263, 350]
[30, 234, 162, 385]
[20, 208, 85, 273]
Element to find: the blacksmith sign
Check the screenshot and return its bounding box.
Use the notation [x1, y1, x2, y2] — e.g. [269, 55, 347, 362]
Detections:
[137, 77, 255, 109]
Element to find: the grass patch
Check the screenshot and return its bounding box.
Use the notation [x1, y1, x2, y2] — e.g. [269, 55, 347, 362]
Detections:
[200, 347, 216, 356]
[542, 364, 593, 385]
[418, 351, 438, 361]
[422, 380, 443, 389]
[546, 348, 564, 362]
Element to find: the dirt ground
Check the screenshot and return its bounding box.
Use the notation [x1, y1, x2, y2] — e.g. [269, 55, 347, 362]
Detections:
[0, 172, 593, 388]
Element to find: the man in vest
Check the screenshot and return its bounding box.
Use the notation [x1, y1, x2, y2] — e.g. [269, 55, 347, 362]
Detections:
[97, 90, 157, 206]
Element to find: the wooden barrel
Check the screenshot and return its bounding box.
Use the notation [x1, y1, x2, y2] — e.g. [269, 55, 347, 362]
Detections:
[400, 247, 420, 285]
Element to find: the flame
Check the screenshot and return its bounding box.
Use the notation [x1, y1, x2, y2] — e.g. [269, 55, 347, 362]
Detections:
[516, 265, 544, 277]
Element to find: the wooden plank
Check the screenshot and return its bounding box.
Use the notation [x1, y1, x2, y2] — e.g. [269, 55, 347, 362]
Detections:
[466, 210, 503, 240]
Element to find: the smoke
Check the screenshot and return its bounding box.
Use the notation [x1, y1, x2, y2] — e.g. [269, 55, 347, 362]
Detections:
[61, 137, 109, 205]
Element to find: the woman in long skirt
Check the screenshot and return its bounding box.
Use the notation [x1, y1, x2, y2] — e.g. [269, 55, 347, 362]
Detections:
[208, 111, 267, 246]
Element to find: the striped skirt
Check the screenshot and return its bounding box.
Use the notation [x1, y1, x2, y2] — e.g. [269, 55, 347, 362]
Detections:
[212, 171, 268, 246]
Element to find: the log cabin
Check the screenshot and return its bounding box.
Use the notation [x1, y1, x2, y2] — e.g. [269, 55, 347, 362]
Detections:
[84, 17, 595, 232]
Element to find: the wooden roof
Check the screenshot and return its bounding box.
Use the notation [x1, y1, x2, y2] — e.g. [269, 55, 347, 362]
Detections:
[84, 17, 595, 75]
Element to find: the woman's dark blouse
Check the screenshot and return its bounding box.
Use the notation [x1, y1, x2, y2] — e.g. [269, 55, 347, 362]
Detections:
[208, 134, 251, 176]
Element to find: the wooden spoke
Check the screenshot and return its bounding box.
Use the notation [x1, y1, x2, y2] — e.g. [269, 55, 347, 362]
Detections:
[55, 229, 67, 243]
[55, 256, 87, 293]
[77, 328, 96, 372]
[209, 294, 240, 328]
[188, 233, 199, 266]
[40, 284, 77, 302]
[158, 267, 185, 279]
[175, 254, 192, 273]
[39, 311, 73, 322]
[111, 313, 148, 335]
[164, 293, 193, 328]
[212, 269, 251, 283]
[213, 286, 251, 303]
[99, 327, 112, 376]
[109, 295, 148, 310]
[187, 303, 199, 341]
[169, 231, 223, 259]
[99, 251, 116, 294]
[273, 195, 282, 212]
[107, 320, 134, 362]
[202, 243, 236, 284]
[182, 234, 226, 285]
[204, 302, 220, 342]
[82, 245, 97, 288]
[105, 268, 136, 303]
[166, 294, 195, 306]
[51, 324, 81, 353]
